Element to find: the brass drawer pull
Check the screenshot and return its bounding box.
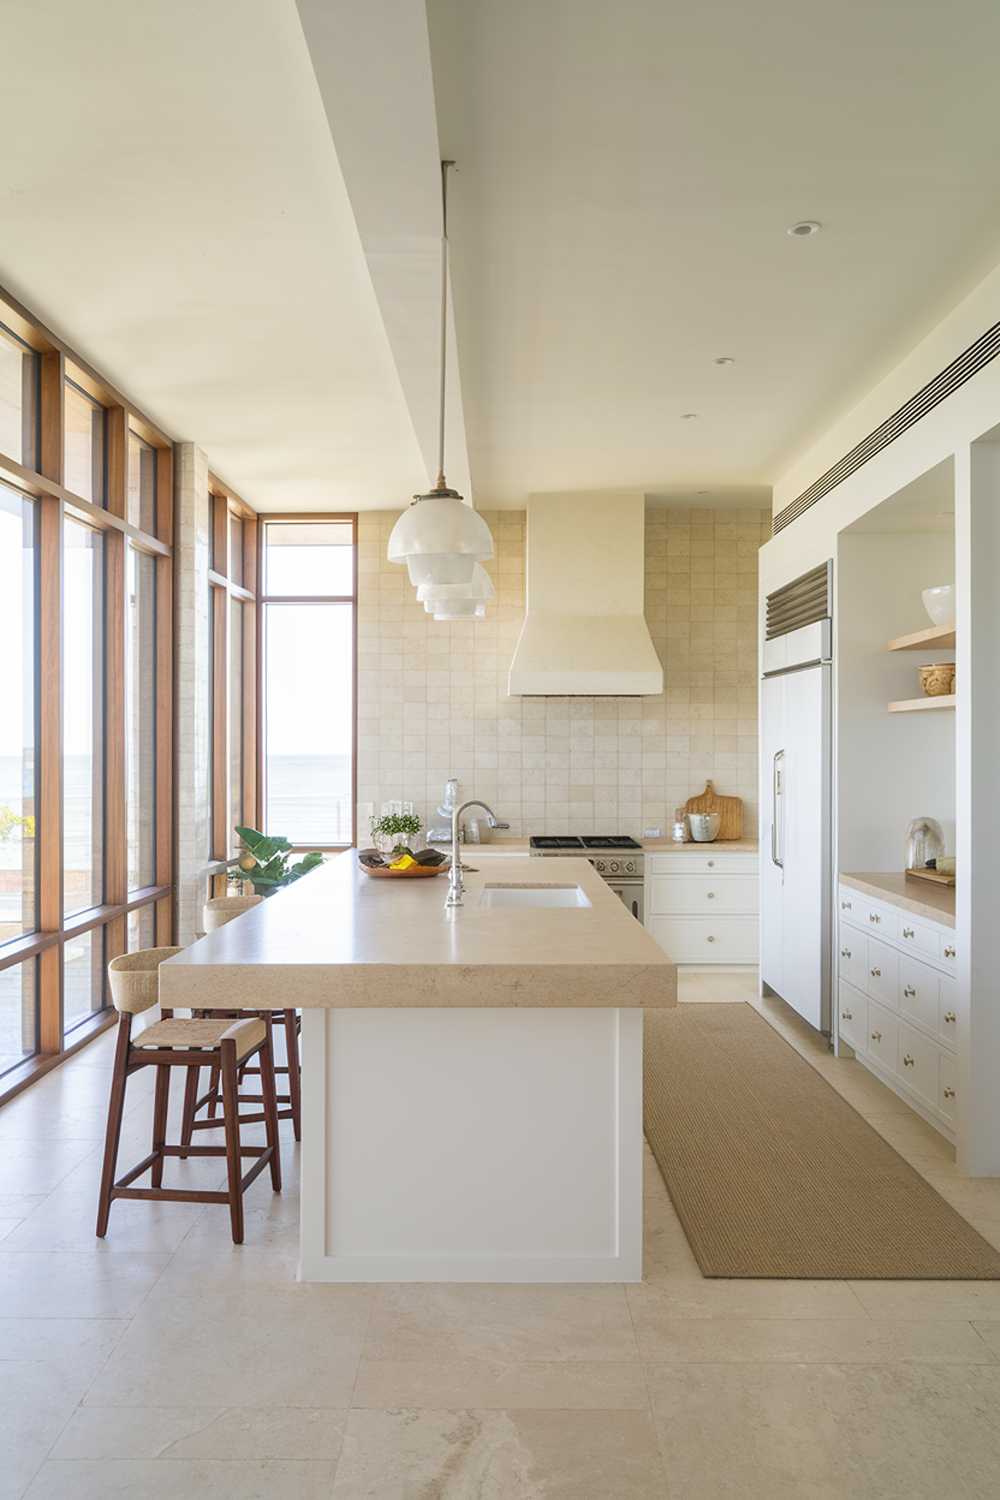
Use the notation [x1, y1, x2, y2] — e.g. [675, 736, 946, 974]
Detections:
[904, 985, 916, 998]
[840, 947, 851, 959]
[841, 1009, 853, 1021]
[870, 967, 882, 978]
[943, 1086, 956, 1100]
[870, 1030, 882, 1043]
[869, 913, 881, 924]
[841, 899, 852, 910]
[903, 1053, 915, 1067]
[902, 927, 915, 939]
[944, 1010, 957, 1024]
[944, 946, 956, 959]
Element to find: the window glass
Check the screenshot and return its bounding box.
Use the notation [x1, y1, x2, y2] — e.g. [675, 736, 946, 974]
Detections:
[264, 521, 353, 596]
[0, 958, 36, 1077]
[0, 486, 37, 939]
[64, 927, 104, 1033]
[64, 381, 106, 503]
[229, 600, 243, 852]
[0, 325, 37, 466]
[228, 513, 244, 587]
[127, 432, 157, 534]
[127, 904, 155, 953]
[126, 546, 156, 889]
[264, 603, 353, 844]
[64, 520, 104, 915]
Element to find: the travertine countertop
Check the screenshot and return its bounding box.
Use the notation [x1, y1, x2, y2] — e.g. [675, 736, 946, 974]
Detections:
[840, 872, 956, 928]
[161, 853, 676, 1010]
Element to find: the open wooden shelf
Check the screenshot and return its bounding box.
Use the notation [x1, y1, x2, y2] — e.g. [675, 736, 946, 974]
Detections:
[886, 624, 956, 652]
[888, 694, 956, 714]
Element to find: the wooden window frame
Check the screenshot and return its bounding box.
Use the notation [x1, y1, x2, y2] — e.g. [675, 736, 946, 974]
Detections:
[208, 478, 258, 868]
[0, 283, 174, 1106]
[256, 514, 358, 852]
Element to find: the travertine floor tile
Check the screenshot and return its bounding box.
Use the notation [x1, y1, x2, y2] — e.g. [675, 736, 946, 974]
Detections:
[628, 1275, 863, 1322]
[0, 1250, 169, 1319]
[23, 1458, 336, 1499]
[0, 1362, 91, 1500]
[647, 1362, 1000, 1499]
[51, 1406, 347, 1463]
[632, 1313, 995, 1364]
[849, 1280, 1000, 1321]
[365, 1284, 639, 1362]
[352, 1357, 649, 1410]
[0, 1318, 128, 1382]
[330, 1407, 666, 1499]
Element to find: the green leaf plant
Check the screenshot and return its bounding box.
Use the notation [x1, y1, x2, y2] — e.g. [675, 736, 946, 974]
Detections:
[231, 825, 324, 895]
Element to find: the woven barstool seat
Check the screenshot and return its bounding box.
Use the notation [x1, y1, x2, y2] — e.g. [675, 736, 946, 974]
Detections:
[183, 894, 302, 1146]
[96, 946, 281, 1245]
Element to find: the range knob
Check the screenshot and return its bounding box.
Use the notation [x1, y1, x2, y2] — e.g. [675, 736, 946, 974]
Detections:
[609, 860, 620, 873]
[593, 858, 606, 874]
[624, 859, 635, 875]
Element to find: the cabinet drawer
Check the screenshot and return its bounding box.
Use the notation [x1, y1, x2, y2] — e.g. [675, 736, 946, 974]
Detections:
[648, 874, 757, 916]
[897, 1020, 939, 1108]
[938, 934, 958, 967]
[860, 899, 893, 935]
[648, 852, 757, 876]
[646, 914, 758, 964]
[837, 981, 867, 1050]
[866, 997, 899, 1073]
[937, 977, 959, 1048]
[899, 955, 939, 1035]
[895, 915, 939, 958]
[837, 887, 864, 928]
[837, 929, 865, 991]
[939, 1052, 958, 1123]
[864, 937, 898, 1008]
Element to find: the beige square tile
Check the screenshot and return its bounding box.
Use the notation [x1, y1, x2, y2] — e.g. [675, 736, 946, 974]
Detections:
[351, 1357, 649, 1411]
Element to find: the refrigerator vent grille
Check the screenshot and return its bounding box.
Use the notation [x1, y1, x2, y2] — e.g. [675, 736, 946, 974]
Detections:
[773, 316, 1000, 534]
[766, 562, 831, 640]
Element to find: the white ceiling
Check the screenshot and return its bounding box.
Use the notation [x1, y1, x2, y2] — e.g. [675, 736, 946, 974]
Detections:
[0, 0, 426, 511]
[426, 0, 1000, 506]
[3, 3, 1000, 515]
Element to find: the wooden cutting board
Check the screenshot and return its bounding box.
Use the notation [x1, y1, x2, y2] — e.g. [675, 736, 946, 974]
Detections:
[684, 780, 744, 841]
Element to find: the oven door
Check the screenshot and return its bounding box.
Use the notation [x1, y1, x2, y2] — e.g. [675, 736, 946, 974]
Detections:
[606, 881, 643, 924]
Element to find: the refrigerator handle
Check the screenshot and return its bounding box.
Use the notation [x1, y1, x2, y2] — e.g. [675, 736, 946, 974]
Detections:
[771, 750, 785, 869]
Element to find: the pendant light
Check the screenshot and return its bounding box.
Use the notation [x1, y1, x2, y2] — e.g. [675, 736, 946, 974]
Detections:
[417, 561, 494, 620]
[387, 160, 493, 587]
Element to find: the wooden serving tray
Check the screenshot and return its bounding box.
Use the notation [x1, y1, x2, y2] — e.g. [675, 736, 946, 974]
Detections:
[361, 862, 448, 879]
[905, 867, 956, 887]
[684, 779, 744, 841]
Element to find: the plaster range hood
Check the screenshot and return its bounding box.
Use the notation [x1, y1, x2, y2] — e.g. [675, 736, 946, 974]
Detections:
[508, 491, 663, 695]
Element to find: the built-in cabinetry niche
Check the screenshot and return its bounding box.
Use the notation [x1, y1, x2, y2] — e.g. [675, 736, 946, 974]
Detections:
[837, 457, 956, 875]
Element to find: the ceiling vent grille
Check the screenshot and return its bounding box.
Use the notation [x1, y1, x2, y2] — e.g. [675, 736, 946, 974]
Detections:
[773, 318, 1000, 533]
[766, 561, 831, 640]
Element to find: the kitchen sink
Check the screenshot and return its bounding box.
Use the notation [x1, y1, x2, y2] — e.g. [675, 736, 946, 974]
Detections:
[478, 884, 591, 909]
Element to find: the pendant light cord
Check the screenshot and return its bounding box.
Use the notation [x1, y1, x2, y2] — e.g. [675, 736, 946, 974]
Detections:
[435, 160, 455, 490]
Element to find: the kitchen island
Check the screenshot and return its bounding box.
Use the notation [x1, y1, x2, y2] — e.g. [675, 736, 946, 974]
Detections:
[160, 853, 675, 1283]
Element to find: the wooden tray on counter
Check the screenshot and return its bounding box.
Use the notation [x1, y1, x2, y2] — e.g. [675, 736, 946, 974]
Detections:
[360, 862, 448, 879]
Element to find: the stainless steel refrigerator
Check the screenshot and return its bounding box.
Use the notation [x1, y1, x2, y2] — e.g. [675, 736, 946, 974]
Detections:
[760, 570, 833, 1033]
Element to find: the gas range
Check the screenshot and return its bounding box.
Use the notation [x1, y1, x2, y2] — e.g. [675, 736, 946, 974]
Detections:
[528, 835, 644, 884]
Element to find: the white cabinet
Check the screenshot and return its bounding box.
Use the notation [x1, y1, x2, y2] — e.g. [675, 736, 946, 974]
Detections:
[647, 852, 758, 965]
[838, 882, 958, 1139]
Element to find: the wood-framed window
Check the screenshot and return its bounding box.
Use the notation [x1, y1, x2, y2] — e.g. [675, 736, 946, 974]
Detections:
[258, 515, 357, 850]
[0, 286, 174, 1103]
[208, 480, 257, 867]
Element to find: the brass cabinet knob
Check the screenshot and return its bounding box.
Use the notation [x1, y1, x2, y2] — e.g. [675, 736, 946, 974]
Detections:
[943, 1086, 956, 1100]
[904, 985, 916, 998]
[707, 860, 715, 868]
[902, 927, 915, 939]
[903, 1053, 915, 1067]
[870, 1030, 882, 1043]
[870, 967, 881, 978]
[706, 935, 715, 943]
[944, 1010, 957, 1024]
[706, 891, 716, 900]
[944, 946, 956, 959]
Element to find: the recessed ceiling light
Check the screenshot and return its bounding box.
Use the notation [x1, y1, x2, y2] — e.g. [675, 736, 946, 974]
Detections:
[713, 356, 735, 366]
[696, 489, 710, 496]
[787, 219, 822, 237]
[680, 412, 699, 421]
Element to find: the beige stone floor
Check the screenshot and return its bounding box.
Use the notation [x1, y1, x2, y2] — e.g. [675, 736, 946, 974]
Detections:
[2, 973, 1000, 1498]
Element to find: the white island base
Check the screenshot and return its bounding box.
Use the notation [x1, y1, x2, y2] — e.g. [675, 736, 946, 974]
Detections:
[299, 1006, 643, 1284]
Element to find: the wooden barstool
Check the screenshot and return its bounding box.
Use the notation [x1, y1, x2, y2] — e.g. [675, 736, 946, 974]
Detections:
[181, 896, 302, 1146]
[96, 946, 281, 1245]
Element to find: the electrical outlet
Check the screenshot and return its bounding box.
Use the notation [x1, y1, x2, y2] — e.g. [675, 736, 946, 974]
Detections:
[643, 826, 662, 839]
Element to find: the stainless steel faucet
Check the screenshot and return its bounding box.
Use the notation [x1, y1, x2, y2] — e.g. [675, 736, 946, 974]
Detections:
[446, 800, 499, 907]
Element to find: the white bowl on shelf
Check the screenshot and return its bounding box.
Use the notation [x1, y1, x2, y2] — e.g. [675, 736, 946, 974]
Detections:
[922, 584, 955, 628]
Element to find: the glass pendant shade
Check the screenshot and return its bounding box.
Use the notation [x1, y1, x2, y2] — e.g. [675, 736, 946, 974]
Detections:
[387, 494, 493, 582]
[405, 552, 477, 587]
[431, 600, 486, 621]
[416, 563, 494, 609]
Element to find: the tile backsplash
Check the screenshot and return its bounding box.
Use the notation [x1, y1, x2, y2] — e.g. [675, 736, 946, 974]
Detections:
[357, 506, 770, 841]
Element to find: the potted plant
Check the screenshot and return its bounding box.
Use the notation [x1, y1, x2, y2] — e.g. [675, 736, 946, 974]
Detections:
[369, 810, 422, 859]
[230, 825, 324, 897]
